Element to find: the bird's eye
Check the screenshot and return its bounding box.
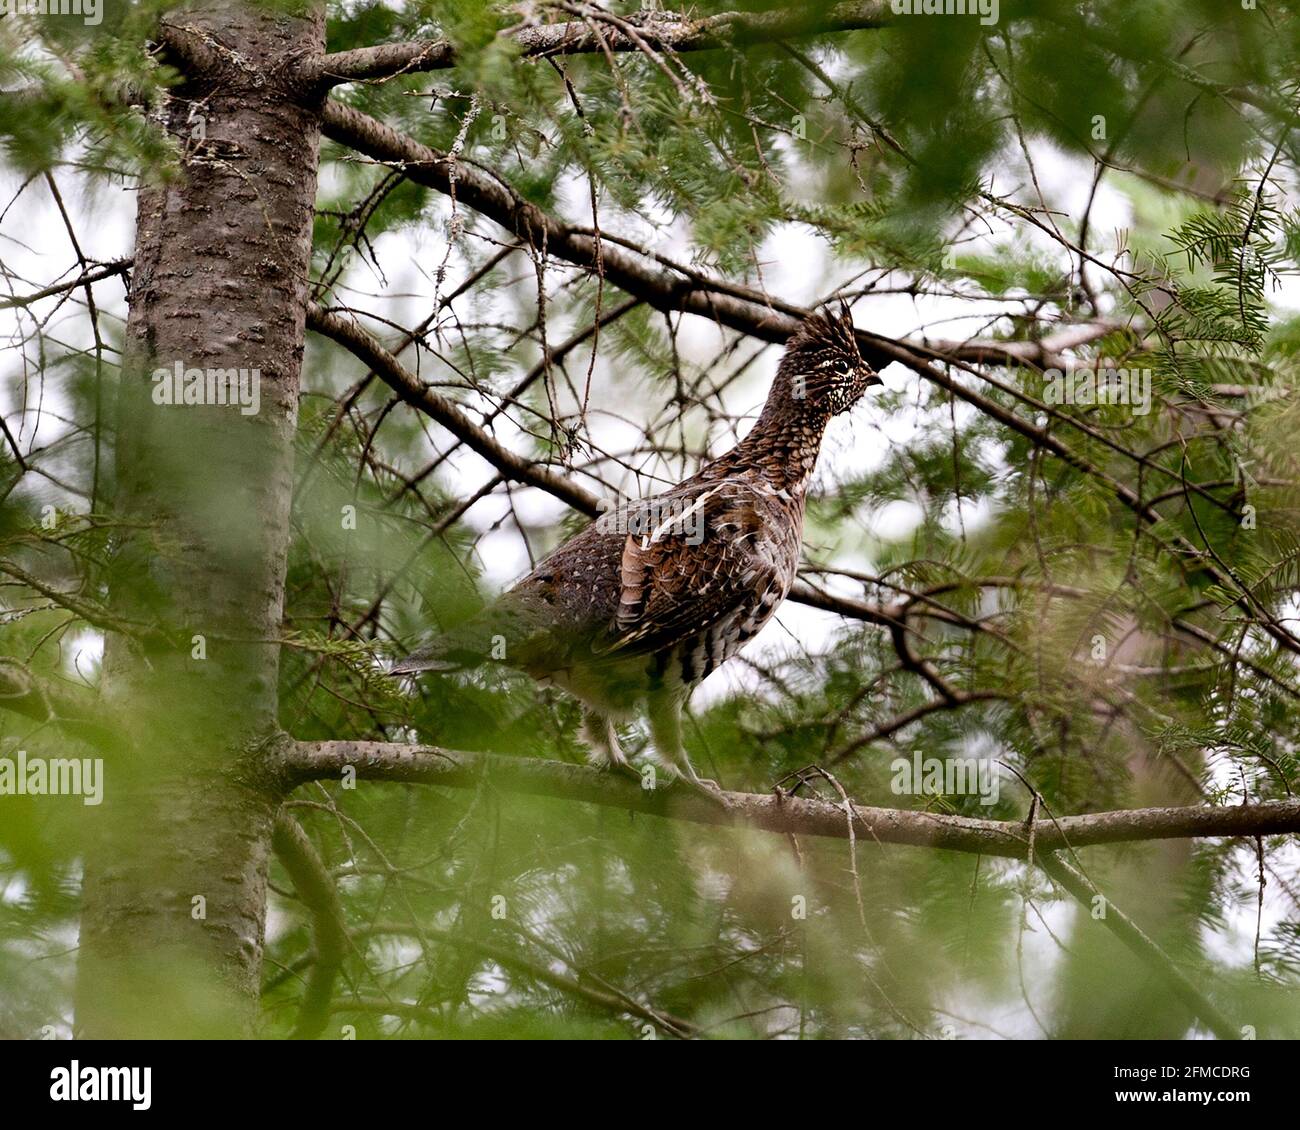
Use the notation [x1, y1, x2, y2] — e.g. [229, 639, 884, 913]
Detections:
[817, 357, 854, 375]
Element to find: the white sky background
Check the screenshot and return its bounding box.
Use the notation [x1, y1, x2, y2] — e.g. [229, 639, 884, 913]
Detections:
[2, 101, 1297, 1038]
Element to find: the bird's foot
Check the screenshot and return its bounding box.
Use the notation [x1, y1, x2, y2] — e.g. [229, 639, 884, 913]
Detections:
[674, 772, 731, 810]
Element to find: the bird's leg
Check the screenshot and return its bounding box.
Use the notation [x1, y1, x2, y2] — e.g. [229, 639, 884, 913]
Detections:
[580, 709, 641, 782]
[647, 692, 728, 808]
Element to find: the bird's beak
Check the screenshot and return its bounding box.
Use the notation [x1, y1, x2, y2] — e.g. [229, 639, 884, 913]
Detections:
[862, 367, 882, 388]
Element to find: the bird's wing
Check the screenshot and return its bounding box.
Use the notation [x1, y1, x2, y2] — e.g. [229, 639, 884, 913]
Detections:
[594, 479, 793, 658]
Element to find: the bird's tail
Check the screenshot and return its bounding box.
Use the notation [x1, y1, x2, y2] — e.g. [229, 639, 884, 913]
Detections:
[388, 649, 462, 676]
[389, 605, 526, 677]
[388, 632, 490, 676]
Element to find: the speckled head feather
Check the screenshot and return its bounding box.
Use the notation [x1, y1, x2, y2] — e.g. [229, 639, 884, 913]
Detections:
[773, 303, 879, 418]
[744, 304, 880, 445]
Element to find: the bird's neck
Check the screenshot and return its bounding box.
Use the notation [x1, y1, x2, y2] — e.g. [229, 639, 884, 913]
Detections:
[707, 384, 831, 497]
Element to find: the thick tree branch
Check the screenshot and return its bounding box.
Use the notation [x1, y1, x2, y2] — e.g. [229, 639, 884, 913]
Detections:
[317, 102, 1125, 389]
[788, 580, 900, 627]
[300, 2, 890, 89]
[927, 320, 1130, 371]
[320, 99, 799, 341]
[276, 741, 1300, 857]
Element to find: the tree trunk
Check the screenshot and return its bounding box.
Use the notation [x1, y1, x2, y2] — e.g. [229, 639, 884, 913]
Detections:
[75, 2, 322, 1038]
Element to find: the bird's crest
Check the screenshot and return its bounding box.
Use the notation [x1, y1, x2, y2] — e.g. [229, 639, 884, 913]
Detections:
[776, 301, 879, 415]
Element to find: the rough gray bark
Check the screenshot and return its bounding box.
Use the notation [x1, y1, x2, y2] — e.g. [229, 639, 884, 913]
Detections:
[76, 2, 323, 1038]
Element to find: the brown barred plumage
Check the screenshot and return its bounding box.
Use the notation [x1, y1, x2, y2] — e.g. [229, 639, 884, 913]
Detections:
[392, 306, 881, 796]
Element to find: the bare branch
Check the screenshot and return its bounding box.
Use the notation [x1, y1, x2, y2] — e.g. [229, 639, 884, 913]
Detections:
[306, 302, 603, 516]
[0, 259, 131, 311]
[319, 99, 799, 343]
[276, 741, 1300, 857]
[300, 2, 891, 89]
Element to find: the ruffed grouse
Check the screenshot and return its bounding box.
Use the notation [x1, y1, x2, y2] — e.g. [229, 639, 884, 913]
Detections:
[391, 306, 881, 795]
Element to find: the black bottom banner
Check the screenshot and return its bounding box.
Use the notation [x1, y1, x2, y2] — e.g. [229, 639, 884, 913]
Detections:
[1, 1035, 1292, 1114]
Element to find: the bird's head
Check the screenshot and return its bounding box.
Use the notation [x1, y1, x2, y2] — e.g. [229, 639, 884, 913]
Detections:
[778, 302, 880, 417]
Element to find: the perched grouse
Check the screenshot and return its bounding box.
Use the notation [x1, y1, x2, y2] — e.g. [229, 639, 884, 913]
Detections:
[391, 306, 881, 794]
